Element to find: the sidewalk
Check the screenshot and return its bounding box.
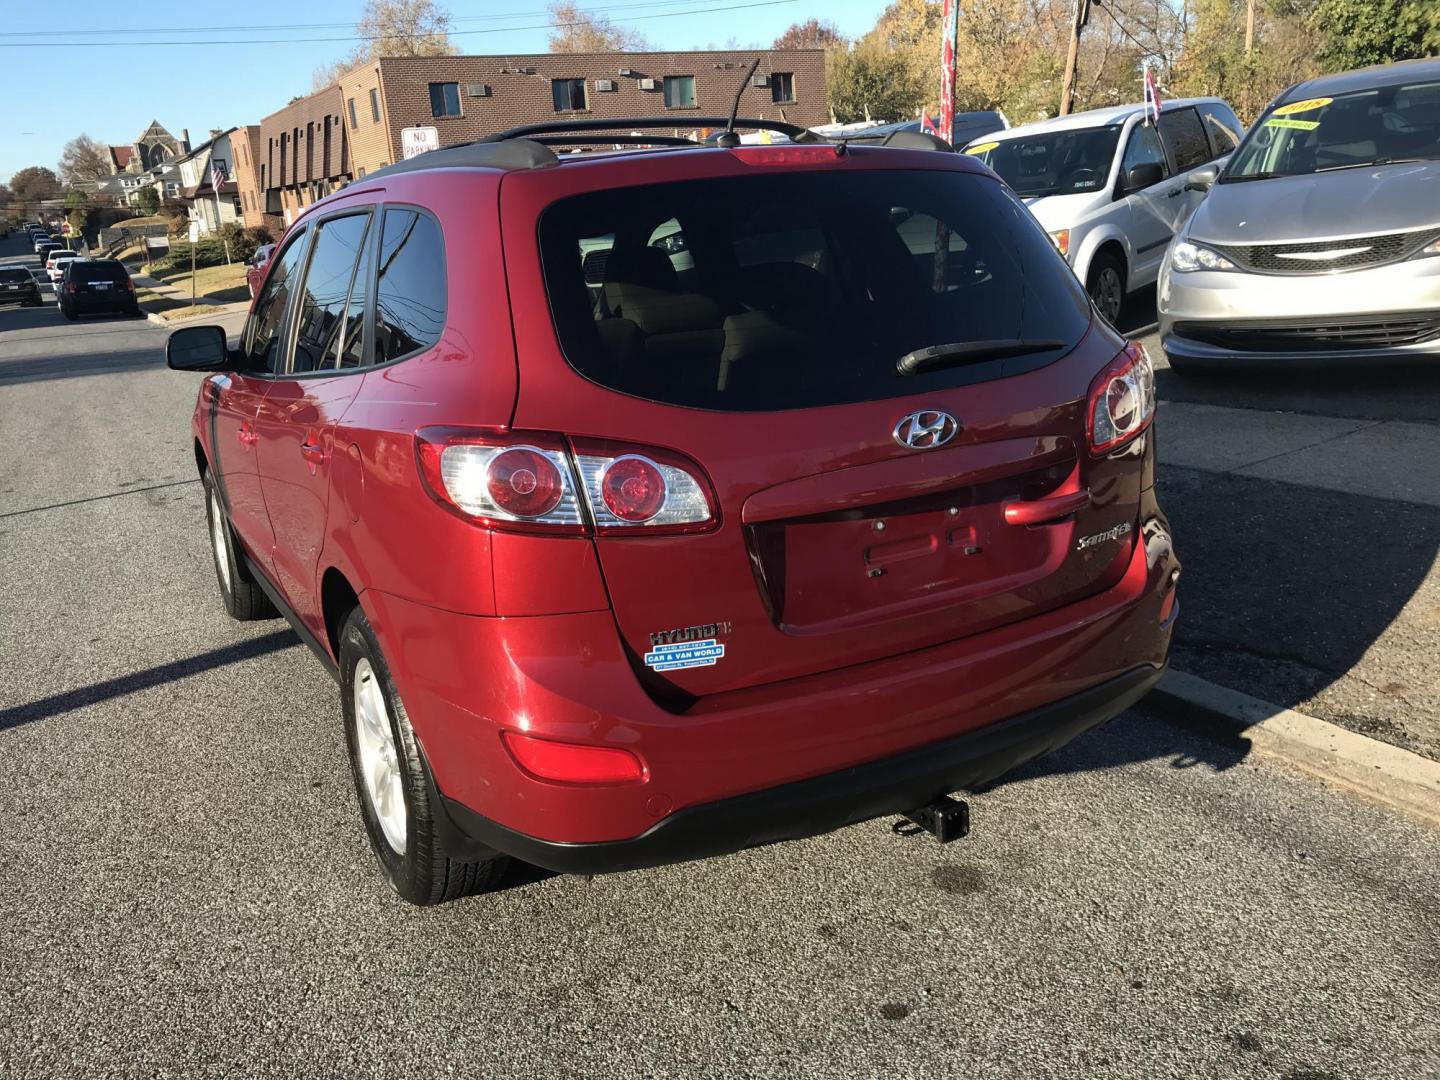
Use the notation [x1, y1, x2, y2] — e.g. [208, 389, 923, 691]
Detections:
[128, 264, 249, 326]
[1157, 401, 1440, 763]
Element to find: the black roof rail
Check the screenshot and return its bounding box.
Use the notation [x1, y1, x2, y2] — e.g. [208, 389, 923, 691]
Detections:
[482, 115, 824, 144]
[362, 138, 557, 181]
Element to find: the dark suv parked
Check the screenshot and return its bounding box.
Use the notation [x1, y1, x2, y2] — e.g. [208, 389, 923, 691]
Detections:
[0, 266, 42, 307]
[58, 259, 140, 319]
[167, 117, 1178, 905]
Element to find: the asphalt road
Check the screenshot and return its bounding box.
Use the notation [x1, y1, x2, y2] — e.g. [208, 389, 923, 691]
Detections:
[2, 231, 1438, 1079]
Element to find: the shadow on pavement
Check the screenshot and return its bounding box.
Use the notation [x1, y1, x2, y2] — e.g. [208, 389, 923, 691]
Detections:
[0, 631, 297, 732]
[1154, 360, 1440, 425]
[0, 342, 166, 386]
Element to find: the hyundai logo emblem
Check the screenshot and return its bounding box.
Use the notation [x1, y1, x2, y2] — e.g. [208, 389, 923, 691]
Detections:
[893, 409, 959, 450]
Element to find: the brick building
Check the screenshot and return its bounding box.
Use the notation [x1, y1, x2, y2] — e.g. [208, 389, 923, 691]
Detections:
[231, 125, 267, 231]
[259, 50, 826, 228]
[257, 86, 351, 233]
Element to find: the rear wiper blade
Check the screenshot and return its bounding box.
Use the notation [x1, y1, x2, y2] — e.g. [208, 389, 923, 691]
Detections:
[896, 339, 1067, 376]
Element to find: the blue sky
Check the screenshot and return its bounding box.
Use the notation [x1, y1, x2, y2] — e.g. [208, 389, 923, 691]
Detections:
[1, 0, 884, 184]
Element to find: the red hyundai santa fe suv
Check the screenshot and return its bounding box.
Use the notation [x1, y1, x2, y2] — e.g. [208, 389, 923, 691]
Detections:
[167, 118, 1178, 905]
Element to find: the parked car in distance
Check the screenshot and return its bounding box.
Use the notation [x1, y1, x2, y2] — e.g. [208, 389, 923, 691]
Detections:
[1160, 58, 1440, 371]
[36, 243, 61, 267]
[0, 266, 43, 307]
[964, 98, 1243, 324]
[245, 243, 276, 299]
[167, 119, 1178, 906]
[45, 250, 80, 282]
[32, 234, 54, 254]
[58, 259, 140, 319]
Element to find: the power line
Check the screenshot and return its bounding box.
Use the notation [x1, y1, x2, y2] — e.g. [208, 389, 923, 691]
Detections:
[0, 0, 798, 48]
[0, 0, 719, 38]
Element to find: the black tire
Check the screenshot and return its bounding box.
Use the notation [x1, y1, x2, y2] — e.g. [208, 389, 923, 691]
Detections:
[202, 471, 277, 621]
[339, 607, 508, 905]
[1086, 252, 1126, 327]
[62, 308, 77, 321]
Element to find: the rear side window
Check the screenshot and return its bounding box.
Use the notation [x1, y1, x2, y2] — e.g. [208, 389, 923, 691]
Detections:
[1198, 103, 1243, 154]
[0, 269, 30, 283]
[374, 209, 446, 363]
[289, 213, 371, 373]
[539, 169, 1090, 411]
[243, 230, 309, 374]
[1158, 107, 1212, 170]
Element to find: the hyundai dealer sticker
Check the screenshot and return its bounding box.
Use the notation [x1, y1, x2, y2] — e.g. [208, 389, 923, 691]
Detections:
[644, 639, 726, 672]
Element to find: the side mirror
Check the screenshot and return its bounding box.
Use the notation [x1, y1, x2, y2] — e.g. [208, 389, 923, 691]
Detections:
[1186, 165, 1219, 192]
[167, 325, 233, 372]
[1122, 162, 1164, 193]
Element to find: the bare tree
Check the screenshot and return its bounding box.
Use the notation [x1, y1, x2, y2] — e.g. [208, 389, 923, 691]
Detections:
[58, 135, 112, 185]
[548, 1, 651, 52]
[773, 18, 845, 49]
[313, 0, 458, 89]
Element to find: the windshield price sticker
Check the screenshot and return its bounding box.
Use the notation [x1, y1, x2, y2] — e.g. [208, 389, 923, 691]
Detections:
[1265, 117, 1320, 131]
[643, 638, 725, 672]
[1273, 97, 1332, 116]
[965, 141, 1000, 155]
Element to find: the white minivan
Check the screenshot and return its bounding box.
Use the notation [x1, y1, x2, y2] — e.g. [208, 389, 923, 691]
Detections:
[963, 98, 1243, 324]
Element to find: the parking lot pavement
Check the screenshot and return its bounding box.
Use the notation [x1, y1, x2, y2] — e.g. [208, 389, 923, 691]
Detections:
[2, 235, 1438, 1077]
[1125, 326, 1440, 760]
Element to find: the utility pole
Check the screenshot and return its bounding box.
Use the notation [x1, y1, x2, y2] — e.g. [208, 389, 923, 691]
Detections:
[1245, 0, 1255, 54]
[1059, 0, 1091, 116]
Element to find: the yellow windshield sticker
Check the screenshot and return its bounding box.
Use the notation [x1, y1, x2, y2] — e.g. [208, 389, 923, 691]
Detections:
[1265, 117, 1320, 131]
[965, 141, 1000, 155]
[1274, 97, 1332, 116]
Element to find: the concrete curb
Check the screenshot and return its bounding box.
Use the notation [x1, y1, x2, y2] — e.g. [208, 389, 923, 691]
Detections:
[1153, 669, 1440, 827]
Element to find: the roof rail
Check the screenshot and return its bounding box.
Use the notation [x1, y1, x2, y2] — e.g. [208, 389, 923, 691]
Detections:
[482, 116, 824, 145]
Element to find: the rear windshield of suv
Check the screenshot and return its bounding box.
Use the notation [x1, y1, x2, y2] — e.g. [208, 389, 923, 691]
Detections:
[0, 269, 31, 283]
[71, 262, 128, 283]
[539, 168, 1089, 411]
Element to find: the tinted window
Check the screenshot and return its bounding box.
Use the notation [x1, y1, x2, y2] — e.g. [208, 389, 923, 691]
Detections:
[1158, 108, 1212, 170]
[289, 214, 371, 374]
[967, 127, 1122, 197]
[552, 78, 586, 112]
[663, 76, 695, 109]
[374, 209, 446, 363]
[429, 82, 461, 118]
[243, 230, 308, 374]
[539, 171, 1090, 411]
[1198, 102, 1243, 153]
[72, 262, 128, 282]
[0, 269, 29, 283]
[1120, 124, 1168, 184]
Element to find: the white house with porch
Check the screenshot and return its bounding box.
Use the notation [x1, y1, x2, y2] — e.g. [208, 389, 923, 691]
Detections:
[174, 128, 245, 236]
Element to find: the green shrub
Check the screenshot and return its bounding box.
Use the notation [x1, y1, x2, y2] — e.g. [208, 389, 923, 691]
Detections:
[161, 238, 229, 269]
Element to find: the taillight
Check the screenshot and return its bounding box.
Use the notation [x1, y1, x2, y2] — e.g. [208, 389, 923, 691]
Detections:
[573, 442, 715, 534]
[415, 429, 716, 535]
[1086, 341, 1156, 455]
[501, 732, 646, 785]
[66, 282, 77, 294]
[415, 428, 585, 534]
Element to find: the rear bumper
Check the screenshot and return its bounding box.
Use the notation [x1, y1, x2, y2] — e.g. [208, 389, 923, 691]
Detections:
[364, 488, 1177, 861]
[433, 663, 1165, 875]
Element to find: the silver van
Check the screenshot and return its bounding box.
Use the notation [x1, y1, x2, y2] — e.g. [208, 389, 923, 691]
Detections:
[964, 98, 1242, 324]
[1159, 58, 1440, 370]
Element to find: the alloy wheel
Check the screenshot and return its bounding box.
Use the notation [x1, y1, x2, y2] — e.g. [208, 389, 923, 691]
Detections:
[353, 658, 407, 855]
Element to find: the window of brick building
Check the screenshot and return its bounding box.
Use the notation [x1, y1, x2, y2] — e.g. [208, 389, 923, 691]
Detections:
[552, 78, 587, 112]
[771, 73, 795, 104]
[429, 82, 462, 117]
[663, 75, 696, 109]
[369, 88, 381, 123]
[347, 98, 359, 129]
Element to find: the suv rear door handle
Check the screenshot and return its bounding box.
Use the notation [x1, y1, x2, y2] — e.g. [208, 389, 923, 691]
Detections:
[237, 424, 258, 446]
[300, 441, 327, 468]
[1003, 489, 1091, 526]
[1166, 187, 1185, 198]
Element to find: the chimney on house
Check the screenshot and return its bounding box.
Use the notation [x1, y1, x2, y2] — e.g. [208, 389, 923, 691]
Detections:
[209, 128, 223, 141]
[181, 128, 191, 152]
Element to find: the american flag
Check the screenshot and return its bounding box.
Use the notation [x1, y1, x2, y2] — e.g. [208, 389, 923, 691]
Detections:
[1143, 66, 1163, 125]
[210, 158, 227, 192]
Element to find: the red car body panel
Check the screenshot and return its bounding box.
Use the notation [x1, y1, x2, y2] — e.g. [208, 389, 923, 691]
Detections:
[190, 142, 1176, 867]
